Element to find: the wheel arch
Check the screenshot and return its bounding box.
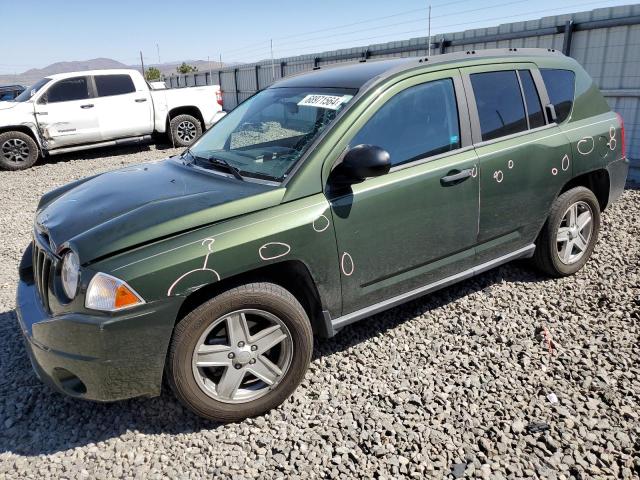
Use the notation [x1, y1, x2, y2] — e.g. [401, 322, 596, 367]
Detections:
[0, 125, 42, 152]
[175, 259, 328, 338]
[560, 168, 610, 211]
[166, 106, 205, 132]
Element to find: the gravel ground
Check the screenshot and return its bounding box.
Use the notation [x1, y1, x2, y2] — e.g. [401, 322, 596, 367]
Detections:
[0, 145, 638, 479]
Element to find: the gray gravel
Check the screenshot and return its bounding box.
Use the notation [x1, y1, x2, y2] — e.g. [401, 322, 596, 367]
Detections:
[0, 145, 638, 479]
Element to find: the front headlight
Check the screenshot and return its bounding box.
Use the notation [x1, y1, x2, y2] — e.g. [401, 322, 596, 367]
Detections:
[85, 272, 145, 311]
[61, 251, 80, 300]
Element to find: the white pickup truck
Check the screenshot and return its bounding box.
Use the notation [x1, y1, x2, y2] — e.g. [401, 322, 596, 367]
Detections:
[0, 69, 226, 170]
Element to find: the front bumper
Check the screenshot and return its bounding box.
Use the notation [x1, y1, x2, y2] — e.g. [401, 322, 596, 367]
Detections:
[16, 248, 180, 402]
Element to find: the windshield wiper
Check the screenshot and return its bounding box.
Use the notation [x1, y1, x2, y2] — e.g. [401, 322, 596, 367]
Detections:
[182, 149, 245, 181]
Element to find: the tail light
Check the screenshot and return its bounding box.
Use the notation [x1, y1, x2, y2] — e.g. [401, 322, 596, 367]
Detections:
[615, 112, 626, 158]
[216, 90, 223, 107]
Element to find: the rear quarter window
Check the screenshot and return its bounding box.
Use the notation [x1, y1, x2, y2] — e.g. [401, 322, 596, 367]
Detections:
[541, 69, 575, 123]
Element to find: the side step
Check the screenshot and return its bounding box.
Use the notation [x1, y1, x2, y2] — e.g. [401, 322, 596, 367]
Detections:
[322, 244, 536, 337]
[47, 135, 152, 156]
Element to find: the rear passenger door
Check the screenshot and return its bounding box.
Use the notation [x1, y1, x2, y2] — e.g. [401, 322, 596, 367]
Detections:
[92, 74, 153, 140]
[461, 64, 571, 262]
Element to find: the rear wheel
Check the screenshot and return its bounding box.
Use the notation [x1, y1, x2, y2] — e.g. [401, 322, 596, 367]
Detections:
[0, 131, 39, 170]
[167, 283, 313, 422]
[169, 114, 202, 147]
[533, 186, 601, 277]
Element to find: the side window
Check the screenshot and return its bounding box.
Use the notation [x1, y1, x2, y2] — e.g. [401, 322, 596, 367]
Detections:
[94, 74, 136, 97]
[541, 69, 575, 123]
[518, 70, 545, 129]
[351, 78, 461, 167]
[471, 71, 528, 141]
[46, 77, 90, 103]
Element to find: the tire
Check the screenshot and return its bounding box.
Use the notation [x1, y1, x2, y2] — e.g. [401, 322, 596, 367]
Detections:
[0, 131, 39, 170]
[533, 186, 601, 277]
[169, 114, 202, 147]
[167, 283, 313, 422]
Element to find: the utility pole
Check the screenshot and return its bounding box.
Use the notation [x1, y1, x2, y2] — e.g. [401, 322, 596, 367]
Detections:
[428, 5, 432, 57]
[140, 50, 145, 77]
[270, 39, 275, 80]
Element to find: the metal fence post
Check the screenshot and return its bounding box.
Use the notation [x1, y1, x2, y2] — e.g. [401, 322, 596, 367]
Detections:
[439, 36, 447, 54]
[234, 68, 239, 106]
[562, 20, 574, 56]
[280, 61, 285, 79]
[255, 65, 260, 91]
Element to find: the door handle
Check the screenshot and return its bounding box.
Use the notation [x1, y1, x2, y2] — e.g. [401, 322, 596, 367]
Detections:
[440, 168, 473, 186]
[35, 111, 48, 115]
[135, 98, 147, 103]
[80, 104, 94, 109]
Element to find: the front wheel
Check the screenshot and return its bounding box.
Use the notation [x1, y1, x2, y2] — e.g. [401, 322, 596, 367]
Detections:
[0, 131, 39, 170]
[533, 186, 601, 277]
[169, 114, 202, 147]
[167, 283, 313, 422]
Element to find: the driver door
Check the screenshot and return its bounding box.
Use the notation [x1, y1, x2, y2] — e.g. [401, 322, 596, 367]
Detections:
[326, 71, 480, 314]
[34, 76, 101, 149]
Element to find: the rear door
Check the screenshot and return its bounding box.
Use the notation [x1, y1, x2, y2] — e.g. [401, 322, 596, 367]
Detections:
[34, 76, 101, 148]
[461, 63, 571, 262]
[327, 71, 480, 314]
[92, 73, 153, 140]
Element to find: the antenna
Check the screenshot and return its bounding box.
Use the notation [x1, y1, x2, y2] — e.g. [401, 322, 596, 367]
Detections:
[140, 50, 145, 76]
[156, 43, 161, 64]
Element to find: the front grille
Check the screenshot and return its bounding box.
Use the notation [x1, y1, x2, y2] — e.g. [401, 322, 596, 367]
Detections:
[32, 235, 54, 312]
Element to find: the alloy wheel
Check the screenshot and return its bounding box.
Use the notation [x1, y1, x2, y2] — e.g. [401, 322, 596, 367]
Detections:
[556, 200, 593, 265]
[191, 309, 293, 404]
[1, 138, 30, 164]
[177, 121, 197, 143]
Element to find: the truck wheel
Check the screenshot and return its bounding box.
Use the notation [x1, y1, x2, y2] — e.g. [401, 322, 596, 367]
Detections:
[533, 186, 601, 277]
[0, 131, 39, 170]
[169, 114, 202, 147]
[167, 283, 313, 422]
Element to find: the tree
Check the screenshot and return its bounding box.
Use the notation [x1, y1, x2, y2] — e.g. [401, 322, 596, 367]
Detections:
[145, 67, 161, 81]
[176, 62, 198, 74]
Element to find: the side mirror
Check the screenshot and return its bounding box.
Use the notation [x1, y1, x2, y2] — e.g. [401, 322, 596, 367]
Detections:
[332, 144, 391, 184]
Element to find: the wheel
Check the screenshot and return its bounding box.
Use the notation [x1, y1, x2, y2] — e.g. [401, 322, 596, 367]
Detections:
[533, 186, 601, 277]
[0, 131, 39, 170]
[167, 283, 313, 422]
[169, 114, 202, 147]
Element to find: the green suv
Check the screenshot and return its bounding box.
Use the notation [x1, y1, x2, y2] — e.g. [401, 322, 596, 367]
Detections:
[17, 48, 628, 421]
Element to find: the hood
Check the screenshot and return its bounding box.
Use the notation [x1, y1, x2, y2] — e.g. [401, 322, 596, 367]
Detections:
[0, 101, 21, 111]
[36, 158, 283, 262]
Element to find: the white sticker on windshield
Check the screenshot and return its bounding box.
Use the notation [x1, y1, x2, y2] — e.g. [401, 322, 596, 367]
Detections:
[298, 94, 349, 110]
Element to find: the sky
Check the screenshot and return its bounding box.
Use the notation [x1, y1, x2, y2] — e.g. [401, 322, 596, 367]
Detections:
[0, 0, 630, 74]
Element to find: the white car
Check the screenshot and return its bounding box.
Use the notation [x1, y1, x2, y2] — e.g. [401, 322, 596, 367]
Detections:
[0, 69, 226, 170]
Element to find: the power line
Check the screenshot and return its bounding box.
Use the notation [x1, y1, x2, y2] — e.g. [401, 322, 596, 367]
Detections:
[257, 0, 622, 60]
[253, 0, 532, 56]
[223, 0, 477, 56]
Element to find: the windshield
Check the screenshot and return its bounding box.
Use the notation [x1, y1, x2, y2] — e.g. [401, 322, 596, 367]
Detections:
[187, 87, 356, 181]
[13, 78, 51, 102]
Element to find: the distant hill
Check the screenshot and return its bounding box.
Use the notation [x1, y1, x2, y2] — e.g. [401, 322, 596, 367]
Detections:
[0, 58, 229, 87]
[0, 58, 129, 85]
